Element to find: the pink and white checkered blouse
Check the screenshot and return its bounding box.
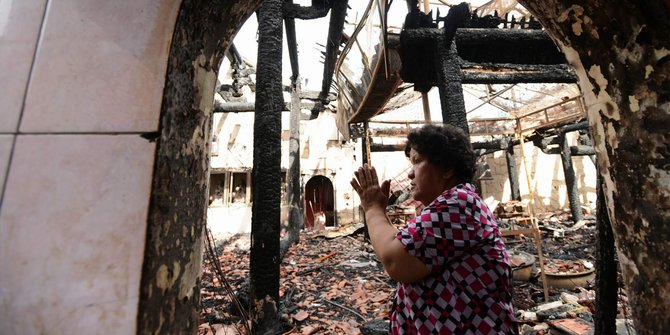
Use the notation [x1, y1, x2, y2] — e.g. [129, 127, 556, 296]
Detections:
[393, 183, 517, 334]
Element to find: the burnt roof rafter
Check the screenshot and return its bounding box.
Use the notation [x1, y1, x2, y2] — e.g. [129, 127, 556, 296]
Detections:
[400, 27, 578, 86]
[283, 0, 332, 20]
[281, 0, 349, 119]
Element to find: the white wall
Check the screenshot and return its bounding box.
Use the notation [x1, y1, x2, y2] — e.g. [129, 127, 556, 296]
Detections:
[0, 1, 181, 334]
[480, 132, 598, 213]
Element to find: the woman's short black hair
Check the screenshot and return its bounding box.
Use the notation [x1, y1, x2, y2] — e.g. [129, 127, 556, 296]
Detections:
[405, 124, 476, 183]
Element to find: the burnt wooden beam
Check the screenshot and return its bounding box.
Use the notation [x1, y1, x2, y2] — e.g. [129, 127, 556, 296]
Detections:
[282, 86, 337, 101]
[213, 101, 322, 115]
[369, 142, 404, 152]
[403, 28, 566, 63]
[506, 144, 521, 201]
[436, 3, 470, 134]
[455, 28, 565, 64]
[283, 3, 330, 19]
[284, 16, 299, 80]
[541, 145, 596, 156]
[401, 27, 576, 86]
[317, 0, 348, 112]
[251, 0, 283, 332]
[472, 139, 506, 150]
[461, 63, 576, 84]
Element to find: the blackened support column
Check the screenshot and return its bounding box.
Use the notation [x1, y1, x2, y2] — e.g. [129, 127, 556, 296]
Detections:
[251, 0, 284, 333]
[559, 133, 584, 223]
[505, 140, 521, 201]
[435, 3, 470, 135]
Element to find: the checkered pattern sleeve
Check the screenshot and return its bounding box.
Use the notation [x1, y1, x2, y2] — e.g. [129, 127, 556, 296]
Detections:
[395, 184, 489, 273]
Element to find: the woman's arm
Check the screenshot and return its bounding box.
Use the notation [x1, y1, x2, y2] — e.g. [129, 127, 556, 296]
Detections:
[351, 164, 430, 283]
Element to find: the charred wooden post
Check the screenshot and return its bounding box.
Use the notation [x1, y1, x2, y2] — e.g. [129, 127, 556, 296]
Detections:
[436, 41, 468, 132]
[251, 0, 284, 332]
[283, 1, 330, 20]
[595, 173, 619, 334]
[435, 3, 470, 134]
[316, 0, 348, 117]
[559, 133, 584, 223]
[284, 15, 299, 81]
[362, 122, 371, 165]
[280, 11, 303, 258]
[506, 141, 521, 201]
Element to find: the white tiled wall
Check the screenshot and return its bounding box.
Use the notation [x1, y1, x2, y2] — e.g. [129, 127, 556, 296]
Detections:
[0, 1, 182, 334]
[0, 135, 155, 334]
[0, 0, 48, 132]
[20, 1, 181, 133]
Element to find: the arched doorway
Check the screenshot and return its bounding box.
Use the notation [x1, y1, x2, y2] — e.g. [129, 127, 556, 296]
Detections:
[304, 175, 336, 228]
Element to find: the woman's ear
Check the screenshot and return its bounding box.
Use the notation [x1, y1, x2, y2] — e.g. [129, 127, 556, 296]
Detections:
[442, 168, 455, 183]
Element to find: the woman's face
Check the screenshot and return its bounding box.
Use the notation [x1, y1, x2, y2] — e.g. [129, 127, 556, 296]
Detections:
[407, 148, 451, 206]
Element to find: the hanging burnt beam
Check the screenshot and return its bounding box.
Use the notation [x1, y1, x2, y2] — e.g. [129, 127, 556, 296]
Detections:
[250, 0, 284, 331]
[455, 28, 565, 64]
[316, 0, 348, 118]
[400, 27, 576, 86]
[283, 1, 331, 19]
[505, 142, 521, 201]
[435, 3, 470, 134]
[461, 63, 576, 84]
[284, 15, 299, 80]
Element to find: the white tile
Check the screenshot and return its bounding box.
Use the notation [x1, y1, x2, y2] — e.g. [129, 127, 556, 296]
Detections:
[0, 0, 48, 132]
[20, 0, 181, 133]
[0, 136, 14, 193]
[0, 134, 156, 335]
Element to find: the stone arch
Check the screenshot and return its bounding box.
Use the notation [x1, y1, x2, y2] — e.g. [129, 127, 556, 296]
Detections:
[136, 1, 262, 334]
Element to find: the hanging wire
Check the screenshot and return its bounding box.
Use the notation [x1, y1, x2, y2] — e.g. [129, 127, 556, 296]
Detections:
[203, 227, 252, 335]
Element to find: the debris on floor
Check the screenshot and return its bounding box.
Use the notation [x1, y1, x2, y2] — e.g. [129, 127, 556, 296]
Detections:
[200, 204, 636, 334]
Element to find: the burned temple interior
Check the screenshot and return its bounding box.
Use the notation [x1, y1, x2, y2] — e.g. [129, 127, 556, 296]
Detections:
[204, 1, 629, 334]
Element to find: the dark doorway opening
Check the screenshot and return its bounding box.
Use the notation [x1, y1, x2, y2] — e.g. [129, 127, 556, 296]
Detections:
[304, 175, 335, 228]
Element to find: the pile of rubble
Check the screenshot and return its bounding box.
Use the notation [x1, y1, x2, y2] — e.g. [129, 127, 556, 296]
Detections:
[200, 201, 637, 334]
